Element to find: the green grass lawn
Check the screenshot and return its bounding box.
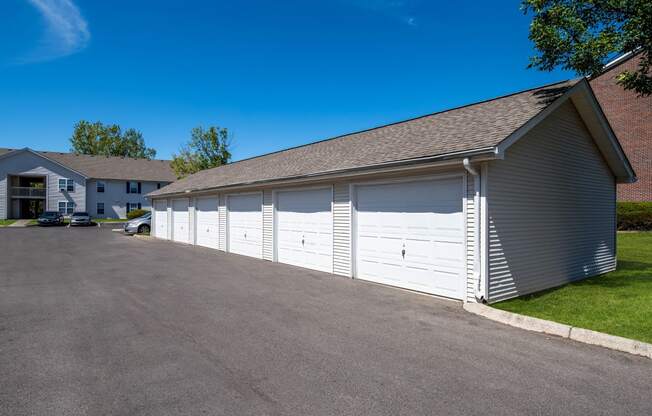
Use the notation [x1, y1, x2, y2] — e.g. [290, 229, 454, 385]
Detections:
[0, 219, 16, 227]
[493, 232, 652, 344]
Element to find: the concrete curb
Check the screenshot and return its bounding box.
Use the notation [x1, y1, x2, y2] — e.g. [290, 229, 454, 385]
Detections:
[463, 303, 652, 359]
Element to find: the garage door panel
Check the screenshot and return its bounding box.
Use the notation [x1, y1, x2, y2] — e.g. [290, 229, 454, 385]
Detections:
[154, 201, 168, 239]
[276, 188, 333, 273]
[228, 194, 263, 259]
[172, 199, 190, 244]
[196, 197, 219, 249]
[356, 177, 465, 299]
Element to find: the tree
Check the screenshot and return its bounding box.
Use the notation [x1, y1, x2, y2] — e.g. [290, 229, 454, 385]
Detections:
[171, 125, 232, 178]
[523, 0, 651, 96]
[70, 121, 157, 159]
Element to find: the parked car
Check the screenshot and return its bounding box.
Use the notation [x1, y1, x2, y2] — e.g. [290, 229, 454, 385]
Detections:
[37, 211, 64, 226]
[70, 212, 92, 226]
[124, 212, 151, 234]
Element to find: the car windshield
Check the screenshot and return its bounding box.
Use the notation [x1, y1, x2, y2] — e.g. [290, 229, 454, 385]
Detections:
[41, 212, 59, 218]
[72, 212, 89, 217]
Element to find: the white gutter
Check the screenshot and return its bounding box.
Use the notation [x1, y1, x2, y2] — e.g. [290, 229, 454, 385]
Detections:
[463, 158, 486, 302]
[149, 150, 498, 200]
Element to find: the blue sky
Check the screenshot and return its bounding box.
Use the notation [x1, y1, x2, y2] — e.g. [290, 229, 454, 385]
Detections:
[0, 0, 574, 161]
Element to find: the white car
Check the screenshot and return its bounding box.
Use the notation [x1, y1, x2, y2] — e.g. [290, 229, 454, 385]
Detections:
[70, 212, 92, 226]
[124, 212, 151, 234]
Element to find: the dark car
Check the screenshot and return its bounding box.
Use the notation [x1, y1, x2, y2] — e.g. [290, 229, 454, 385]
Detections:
[70, 212, 92, 226]
[37, 211, 64, 226]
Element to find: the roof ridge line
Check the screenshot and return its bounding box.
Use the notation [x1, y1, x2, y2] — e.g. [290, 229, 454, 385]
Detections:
[207, 78, 574, 172]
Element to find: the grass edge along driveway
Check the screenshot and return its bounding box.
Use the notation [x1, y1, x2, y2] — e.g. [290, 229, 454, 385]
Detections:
[493, 232, 652, 344]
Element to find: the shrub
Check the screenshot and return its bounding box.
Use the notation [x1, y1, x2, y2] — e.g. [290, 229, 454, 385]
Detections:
[127, 209, 149, 220]
[617, 202, 652, 231]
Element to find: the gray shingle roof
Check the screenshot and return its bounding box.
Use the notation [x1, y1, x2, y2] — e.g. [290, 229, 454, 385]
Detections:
[0, 148, 176, 182]
[149, 80, 576, 197]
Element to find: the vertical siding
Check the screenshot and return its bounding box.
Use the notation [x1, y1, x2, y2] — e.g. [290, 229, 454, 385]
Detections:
[166, 200, 172, 240]
[262, 190, 274, 261]
[487, 101, 617, 302]
[150, 197, 156, 237]
[218, 194, 227, 251]
[188, 198, 196, 245]
[465, 173, 477, 303]
[332, 183, 352, 277]
[0, 175, 7, 219]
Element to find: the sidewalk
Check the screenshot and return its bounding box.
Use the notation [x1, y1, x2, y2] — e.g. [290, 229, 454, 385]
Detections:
[8, 219, 31, 227]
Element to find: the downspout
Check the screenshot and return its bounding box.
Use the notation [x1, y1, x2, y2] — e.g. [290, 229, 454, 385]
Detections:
[463, 158, 486, 303]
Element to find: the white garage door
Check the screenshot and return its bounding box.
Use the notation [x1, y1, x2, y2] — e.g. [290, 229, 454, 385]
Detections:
[195, 196, 219, 249]
[355, 177, 465, 299]
[172, 198, 190, 244]
[228, 193, 262, 258]
[276, 188, 333, 273]
[154, 200, 168, 239]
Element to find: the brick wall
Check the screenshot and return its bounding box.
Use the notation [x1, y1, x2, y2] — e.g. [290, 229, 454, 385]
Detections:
[590, 54, 652, 201]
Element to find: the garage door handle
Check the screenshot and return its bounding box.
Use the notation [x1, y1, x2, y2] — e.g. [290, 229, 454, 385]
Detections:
[301, 236, 305, 246]
[402, 248, 406, 258]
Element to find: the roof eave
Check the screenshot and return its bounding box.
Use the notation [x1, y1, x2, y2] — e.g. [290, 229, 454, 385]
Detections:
[147, 147, 498, 199]
[495, 79, 636, 184]
[0, 148, 90, 179]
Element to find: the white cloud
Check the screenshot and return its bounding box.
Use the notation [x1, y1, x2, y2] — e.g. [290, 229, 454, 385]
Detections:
[21, 0, 90, 63]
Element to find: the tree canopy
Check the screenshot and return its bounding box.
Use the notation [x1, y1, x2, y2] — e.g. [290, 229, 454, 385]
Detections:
[171, 125, 232, 178]
[70, 121, 157, 159]
[523, 0, 651, 95]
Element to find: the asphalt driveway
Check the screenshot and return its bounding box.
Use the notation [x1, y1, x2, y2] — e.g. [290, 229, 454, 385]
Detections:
[1, 227, 650, 416]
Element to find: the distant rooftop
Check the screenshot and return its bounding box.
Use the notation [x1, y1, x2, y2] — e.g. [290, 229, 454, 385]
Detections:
[0, 148, 176, 182]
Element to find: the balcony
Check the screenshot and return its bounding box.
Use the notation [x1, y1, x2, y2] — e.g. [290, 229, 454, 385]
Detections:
[11, 187, 46, 198]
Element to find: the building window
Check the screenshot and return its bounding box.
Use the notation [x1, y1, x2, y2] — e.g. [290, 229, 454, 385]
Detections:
[97, 203, 105, 215]
[127, 203, 142, 213]
[59, 178, 74, 192]
[126, 181, 141, 194]
[58, 201, 75, 215]
[157, 183, 161, 189]
[97, 181, 105, 193]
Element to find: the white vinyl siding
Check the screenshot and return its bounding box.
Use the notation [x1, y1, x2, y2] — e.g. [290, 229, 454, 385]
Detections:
[486, 101, 616, 302]
[87, 179, 167, 219]
[465, 173, 477, 303]
[262, 190, 273, 261]
[0, 150, 86, 219]
[218, 194, 227, 251]
[332, 183, 352, 277]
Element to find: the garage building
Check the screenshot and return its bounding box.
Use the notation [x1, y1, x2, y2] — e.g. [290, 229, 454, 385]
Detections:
[148, 79, 635, 303]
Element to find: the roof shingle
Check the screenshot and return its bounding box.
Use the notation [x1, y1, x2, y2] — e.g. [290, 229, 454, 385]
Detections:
[150, 80, 576, 197]
[0, 149, 176, 182]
